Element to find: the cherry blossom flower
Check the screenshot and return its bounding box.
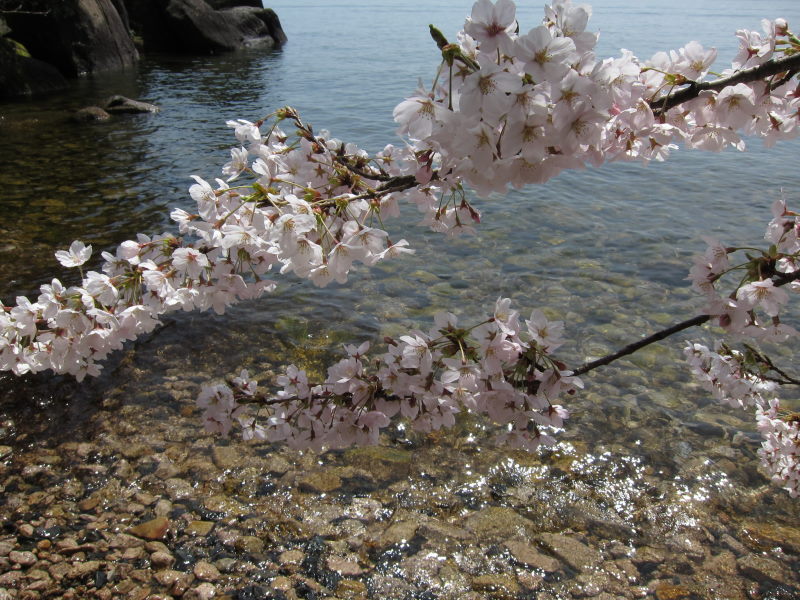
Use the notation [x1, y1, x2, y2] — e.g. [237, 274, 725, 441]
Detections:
[737, 279, 789, 317]
[55, 240, 92, 268]
[464, 0, 517, 56]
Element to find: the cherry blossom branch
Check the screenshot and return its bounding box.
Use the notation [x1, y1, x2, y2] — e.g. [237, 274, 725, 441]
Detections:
[573, 314, 710, 376]
[651, 52, 800, 116]
[574, 269, 800, 377]
[742, 343, 800, 386]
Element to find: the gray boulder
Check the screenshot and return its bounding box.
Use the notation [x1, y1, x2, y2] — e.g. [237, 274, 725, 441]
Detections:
[164, 0, 268, 52]
[219, 6, 286, 47]
[236, 6, 286, 45]
[204, 0, 262, 8]
[110, 0, 132, 33]
[3, 0, 138, 77]
[103, 95, 159, 114]
[122, 0, 285, 53]
[72, 106, 112, 122]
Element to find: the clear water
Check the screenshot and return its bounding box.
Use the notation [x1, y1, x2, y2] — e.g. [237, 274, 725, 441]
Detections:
[1, 0, 799, 594]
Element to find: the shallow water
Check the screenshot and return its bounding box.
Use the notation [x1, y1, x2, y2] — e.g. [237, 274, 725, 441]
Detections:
[1, 0, 799, 597]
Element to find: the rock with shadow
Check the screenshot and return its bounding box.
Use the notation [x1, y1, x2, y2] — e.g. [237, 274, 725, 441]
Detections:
[124, 0, 287, 53]
[2, 0, 138, 77]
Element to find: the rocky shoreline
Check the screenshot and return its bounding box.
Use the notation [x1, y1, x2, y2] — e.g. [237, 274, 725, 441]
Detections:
[0, 0, 286, 99]
[0, 375, 798, 600]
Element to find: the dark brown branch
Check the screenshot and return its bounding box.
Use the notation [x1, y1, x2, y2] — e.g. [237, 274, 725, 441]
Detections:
[651, 52, 800, 116]
[572, 314, 709, 376]
[743, 343, 800, 386]
[573, 269, 800, 377]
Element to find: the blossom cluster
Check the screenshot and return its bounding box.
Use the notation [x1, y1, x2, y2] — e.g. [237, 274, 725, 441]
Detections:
[684, 199, 800, 497]
[0, 112, 425, 380]
[685, 342, 799, 497]
[757, 398, 800, 497]
[198, 298, 579, 452]
[689, 197, 800, 342]
[395, 0, 799, 196]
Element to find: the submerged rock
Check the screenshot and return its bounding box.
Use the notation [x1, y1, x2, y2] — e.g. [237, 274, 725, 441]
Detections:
[128, 516, 171, 540]
[535, 532, 603, 572]
[103, 94, 159, 114]
[72, 106, 112, 122]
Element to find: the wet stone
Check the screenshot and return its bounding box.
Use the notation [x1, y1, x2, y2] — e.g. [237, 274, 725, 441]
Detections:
[464, 507, 536, 542]
[9, 550, 37, 566]
[205, 494, 250, 517]
[343, 446, 413, 480]
[471, 574, 521, 600]
[740, 522, 800, 554]
[654, 582, 694, 599]
[164, 478, 194, 500]
[327, 556, 364, 576]
[0, 572, 23, 587]
[193, 560, 221, 582]
[297, 470, 343, 493]
[417, 519, 472, 542]
[335, 578, 368, 599]
[212, 446, 240, 471]
[122, 546, 146, 561]
[380, 520, 420, 548]
[736, 554, 786, 583]
[78, 495, 101, 512]
[185, 521, 215, 537]
[234, 536, 265, 555]
[262, 455, 291, 475]
[150, 551, 175, 569]
[153, 499, 173, 517]
[108, 533, 144, 549]
[535, 532, 602, 572]
[68, 560, 102, 578]
[154, 568, 192, 590]
[503, 540, 562, 572]
[145, 541, 170, 554]
[214, 557, 237, 573]
[184, 582, 218, 600]
[128, 516, 170, 540]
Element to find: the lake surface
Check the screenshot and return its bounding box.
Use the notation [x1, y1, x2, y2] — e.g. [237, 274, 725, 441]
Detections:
[1, 1, 799, 597]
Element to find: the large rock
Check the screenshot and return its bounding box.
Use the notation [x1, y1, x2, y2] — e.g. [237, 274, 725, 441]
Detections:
[205, 0, 262, 8]
[103, 94, 159, 114]
[71, 106, 112, 122]
[239, 6, 286, 45]
[165, 0, 272, 52]
[110, 0, 132, 33]
[4, 0, 138, 77]
[123, 0, 285, 53]
[0, 37, 69, 98]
